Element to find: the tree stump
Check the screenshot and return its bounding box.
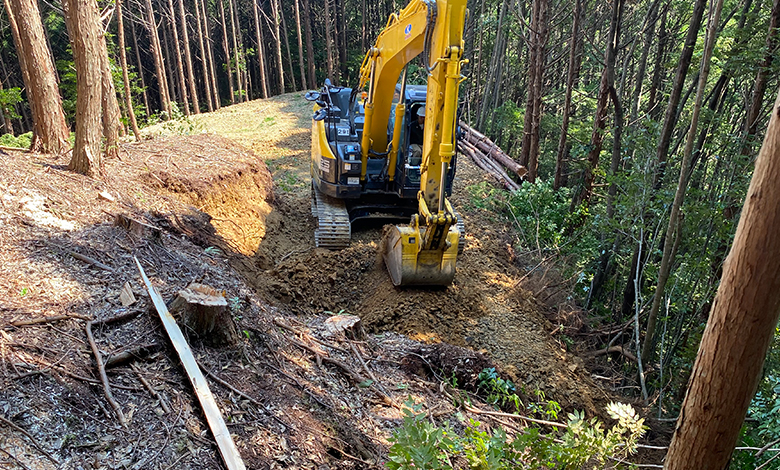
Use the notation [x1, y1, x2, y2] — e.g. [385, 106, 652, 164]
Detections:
[169, 283, 238, 346]
[324, 314, 365, 341]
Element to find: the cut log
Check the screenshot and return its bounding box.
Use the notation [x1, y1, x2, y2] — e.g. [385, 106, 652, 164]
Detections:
[169, 283, 238, 346]
[458, 140, 520, 191]
[324, 314, 365, 340]
[459, 120, 528, 178]
[114, 213, 162, 240]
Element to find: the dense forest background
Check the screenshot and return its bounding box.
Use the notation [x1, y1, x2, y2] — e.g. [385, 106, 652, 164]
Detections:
[2, 0, 780, 466]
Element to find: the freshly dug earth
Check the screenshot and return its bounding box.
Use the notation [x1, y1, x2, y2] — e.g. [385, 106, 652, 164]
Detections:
[165, 93, 607, 414]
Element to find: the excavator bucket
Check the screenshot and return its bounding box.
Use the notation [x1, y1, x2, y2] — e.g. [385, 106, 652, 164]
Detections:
[383, 224, 459, 286]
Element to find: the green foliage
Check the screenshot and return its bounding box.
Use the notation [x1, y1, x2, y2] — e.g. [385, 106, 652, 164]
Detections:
[0, 87, 23, 119]
[387, 400, 647, 469]
[477, 368, 522, 413]
[0, 132, 32, 149]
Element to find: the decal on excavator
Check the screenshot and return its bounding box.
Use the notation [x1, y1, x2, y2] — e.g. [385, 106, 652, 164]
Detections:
[404, 23, 412, 39]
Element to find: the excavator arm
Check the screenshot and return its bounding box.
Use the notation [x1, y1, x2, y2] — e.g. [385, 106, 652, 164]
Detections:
[359, 0, 468, 286]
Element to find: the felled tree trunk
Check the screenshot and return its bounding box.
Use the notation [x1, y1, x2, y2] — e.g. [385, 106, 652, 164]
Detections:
[169, 283, 238, 346]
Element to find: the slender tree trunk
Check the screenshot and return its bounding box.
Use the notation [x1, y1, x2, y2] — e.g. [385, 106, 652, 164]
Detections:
[294, 0, 307, 90]
[647, 6, 668, 119]
[194, 0, 214, 112]
[338, 0, 347, 81]
[643, 0, 724, 366]
[279, 0, 297, 91]
[8, 0, 70, 154]
[178, 0, 200, 113]
[116, 0, 141, 138]
[271, 0, 286, 93]
[554, 0, 581, 190]
[478, 1, 507, 130]
[252, 0, 268, 98]
[522, 0, 549, 182]
[131, 24, 151, 118]
[742, 0, 780, 151]
[145, 0, 172, 118]
[167, 0, 190, 115]
[653, 0, 707, 189]
[219, 0, 235, 104]
[63, 0, 103, 177]
[201, 0, 220, 109]
[302, 0, 315, 86]
[572, 0, 623, 209]
[664, 84, 780, 470]
[324, 0, 334, 83]
[630, 0, 661, 123]
[100, 26, 123, 155]
[228, 0, 242, 101]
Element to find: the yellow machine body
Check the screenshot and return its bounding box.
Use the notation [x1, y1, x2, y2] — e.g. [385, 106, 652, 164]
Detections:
[358, 0, 468, 286]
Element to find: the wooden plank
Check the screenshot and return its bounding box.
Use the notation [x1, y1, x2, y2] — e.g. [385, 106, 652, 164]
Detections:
[134, 257, 246, 470]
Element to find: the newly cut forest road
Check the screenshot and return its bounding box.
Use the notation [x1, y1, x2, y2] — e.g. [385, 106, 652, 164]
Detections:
[146, 93, 606, 413]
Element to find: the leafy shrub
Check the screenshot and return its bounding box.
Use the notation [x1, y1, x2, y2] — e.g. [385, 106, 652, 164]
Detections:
[0, 132, 32, 149]
[387, 400, 646, 469]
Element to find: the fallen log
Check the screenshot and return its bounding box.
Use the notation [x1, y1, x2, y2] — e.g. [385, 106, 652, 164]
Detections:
[459, 121, 528, 178]
[135, 258, 247, 470]
[458, 140, 520, 191]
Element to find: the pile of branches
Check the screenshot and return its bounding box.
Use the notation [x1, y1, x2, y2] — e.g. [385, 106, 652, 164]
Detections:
[458, 121, 527, 191]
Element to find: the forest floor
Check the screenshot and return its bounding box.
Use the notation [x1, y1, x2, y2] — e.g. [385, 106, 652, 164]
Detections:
[0, 93, 666, 469]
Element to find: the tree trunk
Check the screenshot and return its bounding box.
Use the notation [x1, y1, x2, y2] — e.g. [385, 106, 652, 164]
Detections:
[219, 0, 235, 104]
[642, 0, 724, 366]
[664, 85, 780, 470]
[63, 0, 103, 177]
[201, 0, 221, 109]
[553, 0, 581, 190]
[742, 0, 780, 152]
[646, 6, 668, 119]
[323, 0, 334, 83]
[522, 0, 549, 183]
[131, 24, 151, 118]
[116, 0, 141, 139]
[178, 0, 200, 113]
[3, 0, 31, 135]
[294, 0, 307, 90]
[653, 0, 707, 189]
[572, 0, 623, 209]
[477, 1, 507, 131]
[100, 29, 123, 156]
[194, 0, 214, 112]
[145, 0, 172, 118]
[271, 0, 286, 93]
[228, 0, 242, 101]
[8, 0, 70, 154]
[338, 0, 347, 81]
[279, 0, 297, 91]
[252, 0, 269, 98]
[302, 0, 315, 87]
[629, 0, 661, 123]
[167, 0, 190, 115]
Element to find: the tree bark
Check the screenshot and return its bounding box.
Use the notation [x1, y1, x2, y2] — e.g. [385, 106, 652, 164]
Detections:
[252, 0, 269, 98]
[742, 0, 780, 152]
[201, 0, 220, 109]
[572, 0, 623, 209]
[554, 0, 581, 190]
[271, 0, 286, 93]
[116, 0, 141, 139]
[302, 0, 315, 87]
[228, 0, 242, 101]
[8, 0, 70, 154]
[219, 0, 235, 104]
[63, 0, 103, 177]
[194, 0, 214, 112]
[178, 0, 200, 113]
[653, 0, 707, 189]
[279, 0, 297, 91]
[145, 0, 172, 118]
[294, 0, 307, 90]
[131, 23, 151, 118]
[664, 85, 780, 470]
[167, 0, 190, 115]
[99, 28, 123, 156]
[323, 0, 335, 83]
[643, 0, 724, 366]
[521, 0, 548, 182]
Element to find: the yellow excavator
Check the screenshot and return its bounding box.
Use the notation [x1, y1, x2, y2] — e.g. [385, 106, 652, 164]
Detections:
[306, 0, 468, 286]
